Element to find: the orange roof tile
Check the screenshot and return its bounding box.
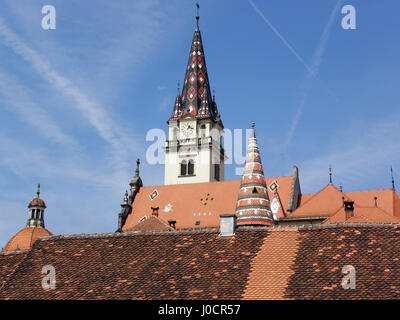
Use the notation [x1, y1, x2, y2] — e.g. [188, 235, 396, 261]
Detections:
[122, 176, 294, 231]
[344, 189, 397, 216]
[394, 191, 400, 218]
[2, 227, 52, 252]
[126, 216, 173, 232]
[288, 184, 346, 219]
[323, 207, 400, 224]
[2, 225, 400, 299]
[243, 229, 300, 300]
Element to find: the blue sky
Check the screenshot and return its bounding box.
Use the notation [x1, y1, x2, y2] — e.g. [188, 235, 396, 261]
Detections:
[0, 0, 399, 248]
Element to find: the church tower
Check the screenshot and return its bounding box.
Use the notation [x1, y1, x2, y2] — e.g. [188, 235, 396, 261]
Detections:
[164, 8, 225, 185]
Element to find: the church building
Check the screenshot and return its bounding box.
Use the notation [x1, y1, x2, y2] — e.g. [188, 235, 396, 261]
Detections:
[1, 9, 400, 300]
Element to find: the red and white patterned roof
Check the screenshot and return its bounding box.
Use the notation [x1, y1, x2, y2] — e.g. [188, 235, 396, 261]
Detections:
[236, 124, 274, 226]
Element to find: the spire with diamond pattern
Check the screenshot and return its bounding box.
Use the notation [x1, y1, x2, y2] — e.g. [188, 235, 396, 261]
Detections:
[169, 6, 217, 122]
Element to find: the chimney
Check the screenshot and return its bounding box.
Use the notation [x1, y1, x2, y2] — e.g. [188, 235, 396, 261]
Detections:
[151, 207, 159, 217]
[344, 201, 355, 220]
[168, 220, 176, 229]
[219, 214, 237, 237]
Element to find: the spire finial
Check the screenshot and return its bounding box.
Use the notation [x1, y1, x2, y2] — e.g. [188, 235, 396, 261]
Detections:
[135, 158, 140, 176]
[391, 166, 395, 190]
[177, 81, 180, 93]
[329, 166, 332, 184]
[195, 2, 200, 30]
[36, 183, 40, 198]
[251, 122, 256, 138]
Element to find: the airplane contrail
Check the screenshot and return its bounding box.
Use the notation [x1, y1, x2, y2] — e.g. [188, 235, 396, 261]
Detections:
[248, 0, 340, 100]
[284, 0, 343, 151]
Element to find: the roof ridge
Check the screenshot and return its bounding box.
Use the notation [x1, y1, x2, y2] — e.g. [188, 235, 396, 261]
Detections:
[35, 228, 222, 242]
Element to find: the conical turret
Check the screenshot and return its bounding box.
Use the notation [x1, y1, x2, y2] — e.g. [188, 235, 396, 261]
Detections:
[235, 123, 274, 226]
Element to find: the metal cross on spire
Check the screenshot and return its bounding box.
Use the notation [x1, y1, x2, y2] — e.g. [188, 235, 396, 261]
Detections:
[391, 166, 396, 191]
[135, 158, 140, 176]
[196, 2, 200, 29]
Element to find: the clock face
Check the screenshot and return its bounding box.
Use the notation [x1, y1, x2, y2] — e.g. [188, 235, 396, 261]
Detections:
[182, 123, 194, 136]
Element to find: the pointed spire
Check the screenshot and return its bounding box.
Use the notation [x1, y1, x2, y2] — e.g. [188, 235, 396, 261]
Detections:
[391, 166, 396, 191]
[329, 166, 333, 184]
[177, 4, 216, 121]
[169, 83, 183, 121]
[235, 123, 274, 226]
[129, 158, 143, 204]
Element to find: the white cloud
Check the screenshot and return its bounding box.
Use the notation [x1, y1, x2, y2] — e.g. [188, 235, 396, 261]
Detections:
[0, 68, 79, 149]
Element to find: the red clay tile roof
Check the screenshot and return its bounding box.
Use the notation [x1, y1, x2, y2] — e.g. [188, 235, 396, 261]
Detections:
[288, 184, 346, 219]
[285, 225, 400, 299]
[2, 227, 52, 252]
[127, 215, 173, 232]
[0, 229, 265, 300]
[1, 224, 400, 300]
[123, 176, 294, 231]
[395, 191, 400, 218]
[243, 228, 300, 299]
[0, 252, 27, 289]
[345, 189, 398, 216]
[324, 207, 400, 224]
[287, 186, 400, 223]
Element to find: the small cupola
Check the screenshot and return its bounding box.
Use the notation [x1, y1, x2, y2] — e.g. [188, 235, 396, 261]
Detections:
[2, 184, 52, 252]
[27, 184, 47, 228]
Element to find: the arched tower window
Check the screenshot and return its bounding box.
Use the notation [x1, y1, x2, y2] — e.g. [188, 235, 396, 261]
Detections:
[188, 159, 195, 175]
[180, 160, 187, 176]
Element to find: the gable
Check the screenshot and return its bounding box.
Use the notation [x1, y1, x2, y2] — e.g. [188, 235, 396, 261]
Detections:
[288, 184, 345, 218]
